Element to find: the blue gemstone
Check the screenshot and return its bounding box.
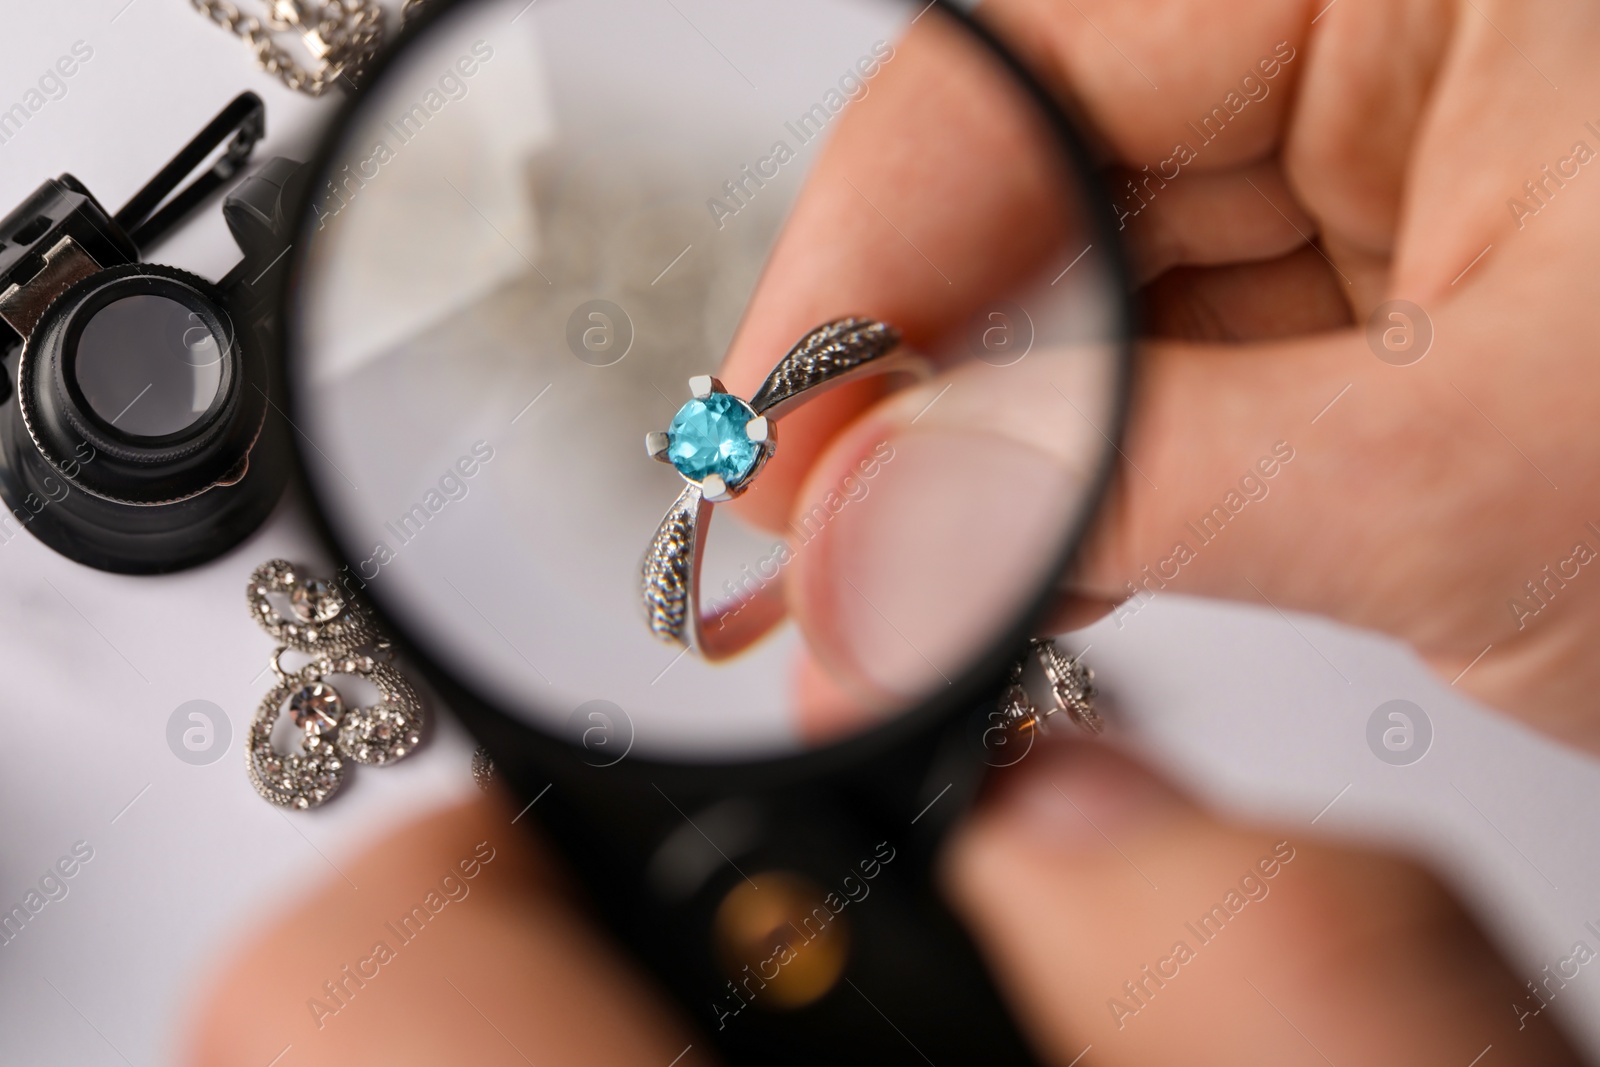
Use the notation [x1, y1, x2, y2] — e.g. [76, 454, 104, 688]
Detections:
[667, 393, 759, 484]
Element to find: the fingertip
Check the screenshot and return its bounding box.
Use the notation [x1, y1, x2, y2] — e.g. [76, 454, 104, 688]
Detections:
[723, 377, 893, 534]
[791, 648, 881, 746]
[789, 418, 1074, 704]
[1038, 593, 1118, 634]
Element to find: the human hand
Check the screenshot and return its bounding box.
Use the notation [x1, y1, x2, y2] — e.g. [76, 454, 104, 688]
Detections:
[723, 0, 1600, 754]
[185, 749, 1584, 1066]
[183, 796, 714, 1067]
[941, 740, 1583, 1065]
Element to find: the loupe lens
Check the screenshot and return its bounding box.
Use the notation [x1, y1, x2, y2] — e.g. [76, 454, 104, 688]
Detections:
[72, 293, 224, 438]
[288, 0, 1130, 764]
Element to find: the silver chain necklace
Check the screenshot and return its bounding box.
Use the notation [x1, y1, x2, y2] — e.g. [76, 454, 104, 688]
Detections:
[188, 0, 434, 97]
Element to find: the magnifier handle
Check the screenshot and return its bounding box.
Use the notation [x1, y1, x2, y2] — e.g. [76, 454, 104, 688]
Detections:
[477, 692, 1047, 1067]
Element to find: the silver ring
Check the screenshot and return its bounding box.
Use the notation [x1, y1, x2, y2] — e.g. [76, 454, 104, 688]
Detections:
[641, 317, 930, 660]
[1001, 638, 1102, 736]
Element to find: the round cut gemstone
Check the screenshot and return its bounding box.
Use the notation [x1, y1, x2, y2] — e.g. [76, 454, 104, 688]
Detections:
[290, 682, 344, 735]
[666, 393, 760, 485]
[290, 578, 344, 623]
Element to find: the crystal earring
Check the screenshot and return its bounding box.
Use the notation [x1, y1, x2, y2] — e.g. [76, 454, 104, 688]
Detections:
[245, 560, 425, 809]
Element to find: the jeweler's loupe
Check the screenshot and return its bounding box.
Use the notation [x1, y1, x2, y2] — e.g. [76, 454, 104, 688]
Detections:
[0, 95, 296, 573]
[285, 0, 1130, 768]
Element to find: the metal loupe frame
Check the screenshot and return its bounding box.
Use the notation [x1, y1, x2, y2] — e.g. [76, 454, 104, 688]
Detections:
[278, 0, 1135, 1062]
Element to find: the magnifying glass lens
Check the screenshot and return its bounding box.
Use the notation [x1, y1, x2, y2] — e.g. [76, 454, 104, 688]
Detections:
[290, 0, 1128, 764]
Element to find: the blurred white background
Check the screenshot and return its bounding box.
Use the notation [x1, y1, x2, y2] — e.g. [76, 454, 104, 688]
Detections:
[0, 2, 1597, 1064]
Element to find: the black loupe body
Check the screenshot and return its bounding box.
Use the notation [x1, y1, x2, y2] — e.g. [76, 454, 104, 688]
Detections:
[0, 95, 295, 574]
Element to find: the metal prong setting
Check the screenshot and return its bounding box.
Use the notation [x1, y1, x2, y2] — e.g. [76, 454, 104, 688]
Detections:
[688, 374, 725, 399]
[646, 431, 671, 462]
[644, 319, 917, 658]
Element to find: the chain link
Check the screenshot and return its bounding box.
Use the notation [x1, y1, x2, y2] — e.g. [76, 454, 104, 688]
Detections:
[189, 0, 437, 97]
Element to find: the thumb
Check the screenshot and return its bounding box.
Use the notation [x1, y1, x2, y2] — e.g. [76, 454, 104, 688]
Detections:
[784, 345, 1111, 704]
[783, 331, 1356, 704]
[942, 742, 1581, 1066]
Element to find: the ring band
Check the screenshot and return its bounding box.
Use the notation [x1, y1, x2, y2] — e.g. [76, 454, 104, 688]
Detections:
[1001, 638, 1102, 736]
[642, 317, 929, 660]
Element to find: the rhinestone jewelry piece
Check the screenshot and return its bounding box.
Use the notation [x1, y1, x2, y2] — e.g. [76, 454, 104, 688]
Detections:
[999, 638, 1102, 737]
[248, 674, 348, 810]
[471, 745, 496, 792]
[248, 655, 424, 809]
[244, 561, 425, 809]
[248, 559, 374, 653]
[289, 681, 344, 735]
[290, 578, 344, 623]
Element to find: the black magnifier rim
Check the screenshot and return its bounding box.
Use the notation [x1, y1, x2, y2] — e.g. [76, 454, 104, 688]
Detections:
[277, 0, 1138, 792]
[57, 276, 237, 453]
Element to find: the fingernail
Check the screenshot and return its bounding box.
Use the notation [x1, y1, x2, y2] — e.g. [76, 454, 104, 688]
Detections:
[1001, 743, 1185, 850]
[792, 423, 1078, 701]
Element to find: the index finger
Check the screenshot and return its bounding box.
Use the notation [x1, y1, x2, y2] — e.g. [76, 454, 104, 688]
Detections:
[719, 0, 1312, 534]
[718, 10, 1079, 532]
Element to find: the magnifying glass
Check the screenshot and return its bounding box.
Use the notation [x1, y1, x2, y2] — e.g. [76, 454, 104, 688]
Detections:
[281, 0, 1131, 1060]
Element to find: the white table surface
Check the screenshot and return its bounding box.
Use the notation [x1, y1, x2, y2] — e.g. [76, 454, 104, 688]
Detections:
[1, 3, 1598, 1064]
